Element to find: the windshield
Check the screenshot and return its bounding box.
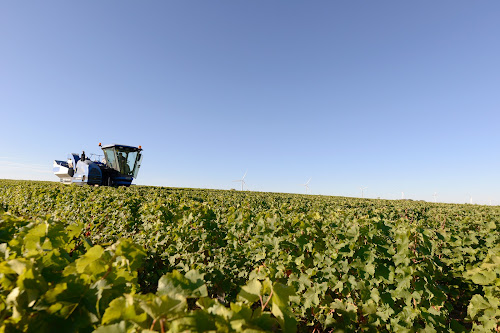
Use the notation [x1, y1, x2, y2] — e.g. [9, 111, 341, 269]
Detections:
[102, 148, 117, 170]
[117, 150, 138, 176]
[103, 147, 141, 177]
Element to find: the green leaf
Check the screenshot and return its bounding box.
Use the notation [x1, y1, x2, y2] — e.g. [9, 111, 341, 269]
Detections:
[271, 283, 297, 333]
[157, 270, 208, 298]
[469, 270, 496, 285]
[74, 245, 105, 274]
[114, 239, 146, 271]
[169, 311, 216, 332]
[101, 294, 147, 325]
[238, 279, 262, 304]
[467, 294, 494, 319]
[93, 320, 130, 333]
[2, 259, 27, 275]
[138, 293, 186, 318]
[44, 282, 68, 303]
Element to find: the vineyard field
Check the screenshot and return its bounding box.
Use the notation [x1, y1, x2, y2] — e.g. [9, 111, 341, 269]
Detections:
[0, 179, 499, 332]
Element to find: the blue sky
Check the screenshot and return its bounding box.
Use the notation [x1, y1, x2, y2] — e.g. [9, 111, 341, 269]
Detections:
[1, 1, 499, 204]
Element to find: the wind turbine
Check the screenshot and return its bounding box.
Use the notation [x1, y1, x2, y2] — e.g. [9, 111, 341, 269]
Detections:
[401, 192, 405, 200]
[303, 178, 311, 194]
[233, 171, 247, 191]
[433, 192, 438, 203]
[360, 186, 367, 198]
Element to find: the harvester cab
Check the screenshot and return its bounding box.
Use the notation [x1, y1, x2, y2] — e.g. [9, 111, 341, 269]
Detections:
[99, 144, 143, 184]
[53, 143, 143, 186]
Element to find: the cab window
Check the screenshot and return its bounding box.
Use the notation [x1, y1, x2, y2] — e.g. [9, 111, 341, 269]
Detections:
[103, 148, 117, 170]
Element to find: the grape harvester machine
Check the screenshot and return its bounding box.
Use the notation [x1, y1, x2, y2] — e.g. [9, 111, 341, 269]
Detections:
[53, 143, 143, 186]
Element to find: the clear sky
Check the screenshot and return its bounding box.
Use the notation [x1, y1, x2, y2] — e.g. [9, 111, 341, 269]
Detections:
[1, 1, 499, 204]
